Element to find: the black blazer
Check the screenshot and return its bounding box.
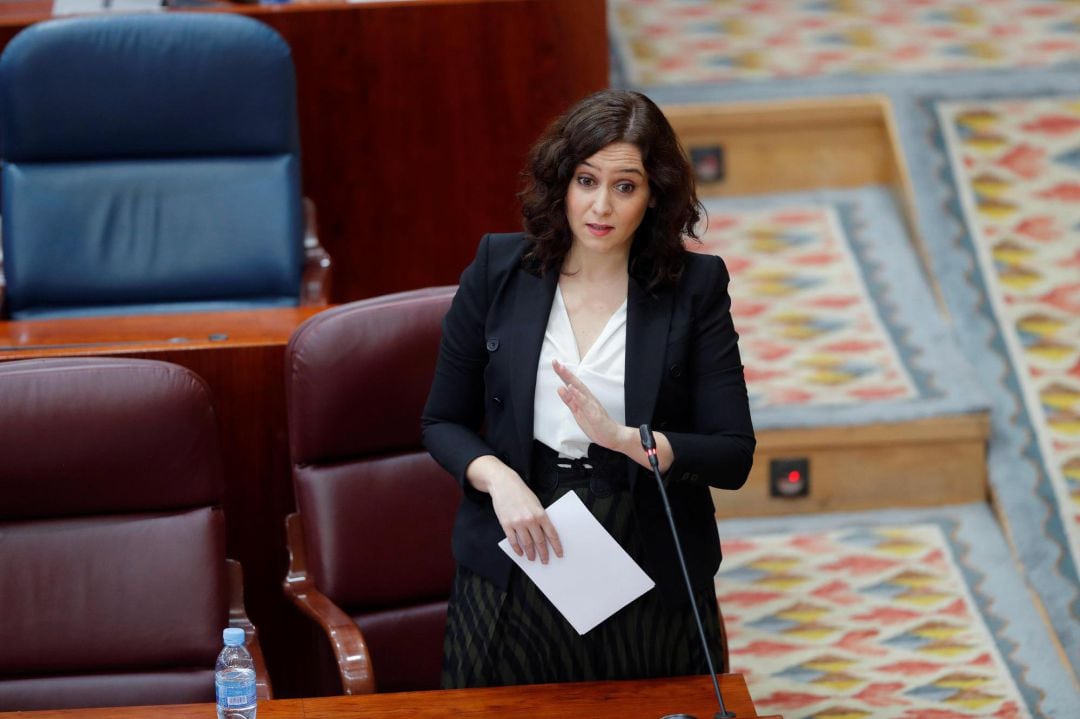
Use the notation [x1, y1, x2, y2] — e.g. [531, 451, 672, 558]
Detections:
[422, 233, 755, 603]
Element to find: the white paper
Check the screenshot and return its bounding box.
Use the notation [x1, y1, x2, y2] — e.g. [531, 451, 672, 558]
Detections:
[53, 0, 162, 17]
[498, 491, 655, 635]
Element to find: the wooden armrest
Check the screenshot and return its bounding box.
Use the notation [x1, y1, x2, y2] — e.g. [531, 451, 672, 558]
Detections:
[283, 512, 376, 694]
[300, 198, 332, 307]
[226, 558, 273, 701]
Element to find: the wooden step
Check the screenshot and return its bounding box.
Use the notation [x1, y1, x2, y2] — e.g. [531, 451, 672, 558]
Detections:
[713, 413, 990, 518]
[664, 95, 943, 310]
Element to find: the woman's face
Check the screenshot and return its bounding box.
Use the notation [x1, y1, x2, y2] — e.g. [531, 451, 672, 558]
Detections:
[564, 142, 651, 259]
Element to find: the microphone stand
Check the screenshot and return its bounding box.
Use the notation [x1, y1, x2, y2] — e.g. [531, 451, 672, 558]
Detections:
[639, 424, 735, 719]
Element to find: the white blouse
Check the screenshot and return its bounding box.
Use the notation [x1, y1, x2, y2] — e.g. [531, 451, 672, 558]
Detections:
[533, 285, 627, 458]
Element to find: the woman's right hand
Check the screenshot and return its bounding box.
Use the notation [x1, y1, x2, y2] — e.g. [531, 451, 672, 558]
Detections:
[465, 455, 563, 564]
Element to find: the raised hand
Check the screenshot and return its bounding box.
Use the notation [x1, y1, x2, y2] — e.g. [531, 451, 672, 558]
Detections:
[552, 359, 633, 451]
[552, 359, 674, 472]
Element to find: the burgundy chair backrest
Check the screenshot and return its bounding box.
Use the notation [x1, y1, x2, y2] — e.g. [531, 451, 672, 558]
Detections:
[0, 358, 229, 710]
[285, 287, 462, 691]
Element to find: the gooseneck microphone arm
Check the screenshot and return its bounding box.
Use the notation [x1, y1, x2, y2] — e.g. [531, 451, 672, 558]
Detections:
[639, 424, 735, 719]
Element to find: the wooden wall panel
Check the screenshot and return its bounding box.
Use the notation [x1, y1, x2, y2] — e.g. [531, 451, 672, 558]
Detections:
[217, 0, 609, 302]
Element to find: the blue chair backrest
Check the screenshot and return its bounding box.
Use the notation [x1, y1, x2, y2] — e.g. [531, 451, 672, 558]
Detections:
[0, 14, 304, 319]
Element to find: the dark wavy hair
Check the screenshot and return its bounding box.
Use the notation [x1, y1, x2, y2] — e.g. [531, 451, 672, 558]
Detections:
[519, 89, 702, 290]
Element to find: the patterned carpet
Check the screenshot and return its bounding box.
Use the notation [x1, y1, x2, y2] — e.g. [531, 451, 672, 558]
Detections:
[721, 526, 1025, 718]
[936, 96, 1080, 599]
[610, 1, 1080, 686]
[697, 200, 917, 408]
[612, 0, 1080, 87]
[692, 187, 986, 431]
[687, 177, 1078, 718]
[715, 505, 1077, 718]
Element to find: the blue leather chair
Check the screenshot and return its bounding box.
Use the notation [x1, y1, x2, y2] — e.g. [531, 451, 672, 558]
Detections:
[0, 14, 326, 320]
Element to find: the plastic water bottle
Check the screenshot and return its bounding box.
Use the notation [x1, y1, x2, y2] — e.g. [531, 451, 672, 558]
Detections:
[215, 627, 257, 719]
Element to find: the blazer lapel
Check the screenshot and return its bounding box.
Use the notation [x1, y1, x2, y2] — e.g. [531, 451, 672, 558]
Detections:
[505, 266, 672, 481]
[625, 276, 674, 484]
[509, 266, 558, 470]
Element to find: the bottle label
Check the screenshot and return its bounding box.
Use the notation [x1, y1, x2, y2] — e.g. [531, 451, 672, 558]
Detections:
[216, 678, 256, 708]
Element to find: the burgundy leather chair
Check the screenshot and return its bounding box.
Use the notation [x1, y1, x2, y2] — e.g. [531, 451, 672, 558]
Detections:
[283, 287, 461, 694]
[0, 357, 270, 710]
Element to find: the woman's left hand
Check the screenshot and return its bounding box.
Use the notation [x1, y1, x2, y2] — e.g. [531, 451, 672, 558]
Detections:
[553, 359, 632, 451]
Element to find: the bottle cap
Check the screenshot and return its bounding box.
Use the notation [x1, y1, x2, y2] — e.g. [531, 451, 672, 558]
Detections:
[223, 627, 246, 646]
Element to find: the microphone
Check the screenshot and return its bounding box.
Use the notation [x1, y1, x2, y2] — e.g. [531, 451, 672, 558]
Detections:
[639, 424, 734, 719]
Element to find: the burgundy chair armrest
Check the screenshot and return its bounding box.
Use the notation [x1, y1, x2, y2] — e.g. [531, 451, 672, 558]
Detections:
[300, 198, 332, 307]
[283, 512, 375, 694]
[227, 558, 273, 701]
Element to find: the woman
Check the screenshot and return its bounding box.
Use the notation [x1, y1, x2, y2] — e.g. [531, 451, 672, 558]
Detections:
[422, 89, 755, 688]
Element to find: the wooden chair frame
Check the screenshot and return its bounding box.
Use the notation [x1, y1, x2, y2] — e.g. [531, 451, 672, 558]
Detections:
[282, 512, 375, 694]
[226, 558, 273, 701]
[299, 198, 332, 307]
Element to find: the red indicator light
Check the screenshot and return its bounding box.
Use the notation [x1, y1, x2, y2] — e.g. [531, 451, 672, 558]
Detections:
[769, 458, 809, 498]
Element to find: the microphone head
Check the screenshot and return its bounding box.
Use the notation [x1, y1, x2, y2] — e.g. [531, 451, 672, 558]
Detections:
[639, 423, 656, 450]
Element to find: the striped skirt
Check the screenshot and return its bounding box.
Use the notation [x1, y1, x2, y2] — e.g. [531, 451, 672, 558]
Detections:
[442, 442, 725, 688]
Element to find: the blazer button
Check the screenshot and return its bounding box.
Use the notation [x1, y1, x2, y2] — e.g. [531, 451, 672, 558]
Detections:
[486, 338, 500, 352]
[681, 473, 691, 482]
[669, 363, 683, 378]
[690, 473, 699, 483]
[492, 395, 503, 406]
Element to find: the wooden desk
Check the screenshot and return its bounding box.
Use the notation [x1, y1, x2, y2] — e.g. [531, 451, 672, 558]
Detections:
[1, 675, 775, 719]
[0, 0, 609, 304]
[0, 308, 323, 696]
[0, 307, 321, 357]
